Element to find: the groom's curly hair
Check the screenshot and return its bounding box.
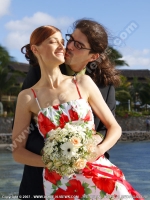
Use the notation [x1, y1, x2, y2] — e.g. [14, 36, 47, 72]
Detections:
[73, 19, 121, 87]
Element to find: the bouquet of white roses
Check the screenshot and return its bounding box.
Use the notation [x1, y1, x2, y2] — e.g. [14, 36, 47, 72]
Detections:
[42, 121, 98, 177]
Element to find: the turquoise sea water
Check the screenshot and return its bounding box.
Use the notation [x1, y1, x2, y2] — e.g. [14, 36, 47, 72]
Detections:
[0, 141, 150, 199]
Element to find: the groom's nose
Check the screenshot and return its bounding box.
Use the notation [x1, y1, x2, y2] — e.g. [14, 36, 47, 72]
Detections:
[66, 40, 74, 51]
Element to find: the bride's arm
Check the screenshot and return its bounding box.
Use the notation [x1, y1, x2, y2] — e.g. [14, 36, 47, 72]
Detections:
[12, 90, 45, 167]
[80, 75, 122, 156]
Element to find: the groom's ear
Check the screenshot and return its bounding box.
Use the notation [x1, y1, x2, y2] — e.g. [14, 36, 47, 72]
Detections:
[89, 53, 100, 62]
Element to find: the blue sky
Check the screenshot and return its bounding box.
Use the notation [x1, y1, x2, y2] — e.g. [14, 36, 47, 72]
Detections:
[0, 0, 150, 69]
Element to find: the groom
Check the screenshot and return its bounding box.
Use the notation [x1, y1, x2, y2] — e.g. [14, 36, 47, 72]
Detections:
[18, 19, 119, 198]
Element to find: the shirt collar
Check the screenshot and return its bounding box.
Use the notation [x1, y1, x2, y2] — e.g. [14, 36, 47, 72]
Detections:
[65, 65, 86, 76]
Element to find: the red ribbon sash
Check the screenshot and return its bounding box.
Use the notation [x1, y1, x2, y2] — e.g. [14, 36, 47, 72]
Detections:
[83, 162, 144, 200]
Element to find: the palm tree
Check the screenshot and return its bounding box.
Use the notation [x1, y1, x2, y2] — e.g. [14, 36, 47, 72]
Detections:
[108, 46, 129, 67]
[0, 66, 17, 101]
[0, 45, 14, 67]
[0, 45, 24, 102]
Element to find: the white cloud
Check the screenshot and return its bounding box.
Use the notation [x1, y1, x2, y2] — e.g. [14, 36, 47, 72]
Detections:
[0, 0, 11, 18]
[6, 32, 29, 50]
[120, 47, 150, 68]
[143, 49, 150, 55]
[5, 12, 74, 50]
[123, 55, 150, 66]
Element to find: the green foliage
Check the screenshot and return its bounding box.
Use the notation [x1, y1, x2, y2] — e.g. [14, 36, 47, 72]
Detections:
[116, 75, 150, 116]
[116, 110, 144, 117]
[141, 110, 150, 116]
[0, 45, 24, 101]
[0, 45, 15, 67]
[0, 66, 17, 101]
[2, 101, 16, 115]
[108, 46, 129, 67]
[116, 90, 131, 104]
[117, 75, 131, 90]
[129, 77, 150, 105]
[116, 75, 131, 109]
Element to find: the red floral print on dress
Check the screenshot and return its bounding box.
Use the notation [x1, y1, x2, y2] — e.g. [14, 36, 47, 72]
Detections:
[92, 176, 115, 194]
[66, 179, 85, 199]
[83, 110, 92, 122]
[68, 108, 79, 121]
[38, 112, 56, 137]
[53, 105, 59, 110]
[44, 168, 61, 185]
[59, 113, 69, 128]
[54, 188, 73, 200]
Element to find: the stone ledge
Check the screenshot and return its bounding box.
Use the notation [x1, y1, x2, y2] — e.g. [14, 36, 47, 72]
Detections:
[0, 133, 12, 144]
[0, 144, 12, 149]
[0, 117, 13, 133]
[119, 131, 150, 142]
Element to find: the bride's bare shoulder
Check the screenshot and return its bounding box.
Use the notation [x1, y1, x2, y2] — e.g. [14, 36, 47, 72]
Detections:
[17, 88, 34, 104]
